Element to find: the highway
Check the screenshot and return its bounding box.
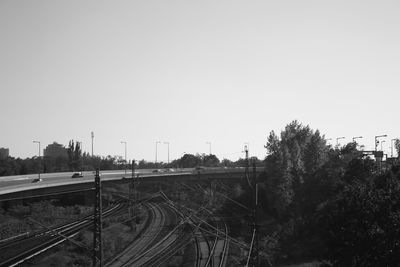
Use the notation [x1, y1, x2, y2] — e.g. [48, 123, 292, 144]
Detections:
[0, 168, 194, 196]
[0, 167, 253, 199]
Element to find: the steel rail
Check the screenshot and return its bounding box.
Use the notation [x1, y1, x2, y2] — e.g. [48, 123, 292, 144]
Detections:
[0, 203, 125, 267]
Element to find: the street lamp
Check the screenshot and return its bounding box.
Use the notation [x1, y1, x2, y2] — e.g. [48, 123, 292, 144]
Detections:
[121, 141, 127, 174]
[91, 131, 94, 157]
[33, 141, 41, 179]
[391, 139, 397, 158]
[375, 135, 387, 151]
[206, 141, 211, 155]
[336, 137, 345, 146]
[163, 142, 170, 164]
[155, 141, 161, 164]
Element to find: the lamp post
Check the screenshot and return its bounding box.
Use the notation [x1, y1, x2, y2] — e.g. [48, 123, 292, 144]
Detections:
[391, 139, 397, 158]
[375, 135, 387, 151]
[155, 141, 161, 164]
[121, 141, 127, 174]
[91, 131, 94, 157]
[33, 141, 41, 179]
[336, 137, 345, 146]
[206, 141, 211, 155]
[163, 142, 170, 164]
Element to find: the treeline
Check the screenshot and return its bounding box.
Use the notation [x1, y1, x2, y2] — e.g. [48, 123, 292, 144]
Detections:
[144, 153, 264, 169]
[0, 140, 129, 176]
[0, 147, 263, 177]
[0, 153, 127, 176]
[221, 120, 400, 266]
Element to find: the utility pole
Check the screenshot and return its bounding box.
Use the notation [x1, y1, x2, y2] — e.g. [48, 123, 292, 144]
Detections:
[91, 132, 94, 157]
[93, 169, 103, 267]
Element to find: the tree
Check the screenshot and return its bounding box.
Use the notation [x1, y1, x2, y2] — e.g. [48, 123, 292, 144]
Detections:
[202, 154, 220, 167]
[319, 169, 400, 266]
[67, 140, 82, 171]
[263, 120, 330, 218]
[221, 158, 234, 167]
[179, 153, 201, 168]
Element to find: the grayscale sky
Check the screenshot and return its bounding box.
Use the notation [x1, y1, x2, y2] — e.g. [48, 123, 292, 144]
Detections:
[1, 0, 399, 161]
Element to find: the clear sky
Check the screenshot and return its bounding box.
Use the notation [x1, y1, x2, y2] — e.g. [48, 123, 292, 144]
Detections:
[1, 0, 399, 162]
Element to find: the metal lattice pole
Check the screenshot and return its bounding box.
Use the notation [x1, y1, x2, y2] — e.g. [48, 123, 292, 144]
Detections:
[253, 160, 260, 267]
[93, 169, 103, 267]
[129, 160, 136, 231]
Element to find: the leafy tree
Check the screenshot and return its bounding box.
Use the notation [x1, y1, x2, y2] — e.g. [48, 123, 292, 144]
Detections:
[137, 159, 158, 169]
[221, 158, 235, 167]
[202, 154, 220, 167]
[67, 140, 82, 171]
[319, 169, 400, 266]
[180, 153, 201, 168]
[264, 120, 330, 218]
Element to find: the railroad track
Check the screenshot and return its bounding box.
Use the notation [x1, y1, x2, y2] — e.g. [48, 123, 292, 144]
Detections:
[193, 216, 229, 267]
[208, 219, 229, 267]
[107, 200, 182, 267]
[159, 190, 230, 267]
[0, 203, 124, 267]
[106, 202, 165, 266]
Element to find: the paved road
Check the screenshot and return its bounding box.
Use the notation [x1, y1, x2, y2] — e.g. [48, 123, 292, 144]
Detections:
[0, 169, 194, 195]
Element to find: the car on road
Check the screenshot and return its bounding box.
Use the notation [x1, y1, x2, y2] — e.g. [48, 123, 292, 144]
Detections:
[32, 178, 42, 183]
[192, 166, 205, 174]
[71, 172, 84, 178]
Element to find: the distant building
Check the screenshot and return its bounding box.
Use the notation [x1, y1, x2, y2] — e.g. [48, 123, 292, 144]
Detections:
[43, 142, 68, 158]
[0, 147, 9, 159]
